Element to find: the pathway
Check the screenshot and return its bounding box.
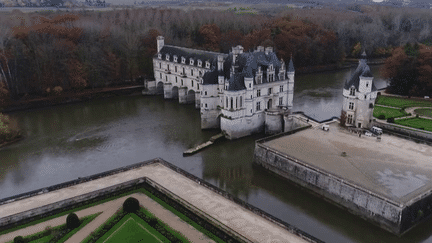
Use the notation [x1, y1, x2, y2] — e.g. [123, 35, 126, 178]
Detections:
[0, 163, 311, 243]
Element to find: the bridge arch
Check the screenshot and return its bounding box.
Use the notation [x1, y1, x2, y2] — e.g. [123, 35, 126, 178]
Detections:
[156, 81, 164, 94]
[187, 89, 196, 104]
[172, 86, 179, 99]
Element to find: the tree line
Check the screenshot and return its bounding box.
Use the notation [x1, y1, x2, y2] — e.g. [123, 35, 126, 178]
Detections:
[1, 4, 432, 105]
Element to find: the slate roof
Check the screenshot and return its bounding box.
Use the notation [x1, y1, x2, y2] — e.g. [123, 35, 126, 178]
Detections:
[155, 45, 227, 67]
[288, 57, 295, 72]
[203, 50, 287, 91]
[344, 57, 377, 92]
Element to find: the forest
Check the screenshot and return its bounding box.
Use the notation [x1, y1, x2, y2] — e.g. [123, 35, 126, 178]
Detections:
[0, 4, 432, 106]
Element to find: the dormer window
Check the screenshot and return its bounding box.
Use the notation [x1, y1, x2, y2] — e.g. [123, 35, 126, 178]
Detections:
[158, 54, 162, 59]
[181, 57, 185, 64]
[270, 64, 273, 71]
[174, 56, 178, 62]
[198, 60, 202, 67]
[349, 87, 355, 96]
[190, 59, 194, 65]
[166, 54, 170, 61]
[206, 61, 210, 68]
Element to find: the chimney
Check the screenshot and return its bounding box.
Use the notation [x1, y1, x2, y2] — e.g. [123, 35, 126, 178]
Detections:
[217, 55, 224, 71]
[265, 47, 273, 55]
[157, 36, 164, 53]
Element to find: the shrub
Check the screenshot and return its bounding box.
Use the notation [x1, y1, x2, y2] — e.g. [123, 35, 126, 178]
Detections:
[416, 114, 420, 118]
[387, 117, 395, 123]
[13, 236, 25, 243]
[66, 212, 81, 229]
[148, 217, 158, 227]
[378, 114, 385, 120]
[123, 197, 140, 213]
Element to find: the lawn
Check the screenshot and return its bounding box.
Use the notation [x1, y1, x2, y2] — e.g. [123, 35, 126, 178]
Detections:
[97, 213, 168, 243]
[414, 108, 432, 118]
[373, 106, 408, 119]
[395, 117, 432, 132]
[375, 96, 432, 108]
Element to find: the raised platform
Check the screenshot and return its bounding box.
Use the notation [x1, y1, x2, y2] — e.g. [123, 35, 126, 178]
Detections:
[0, 159, 319, 243]
[254, 121, 432, 235]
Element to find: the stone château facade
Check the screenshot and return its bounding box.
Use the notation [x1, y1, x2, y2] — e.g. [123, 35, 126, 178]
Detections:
[153, 36, 295, 139]
[342, 51, 378, 128]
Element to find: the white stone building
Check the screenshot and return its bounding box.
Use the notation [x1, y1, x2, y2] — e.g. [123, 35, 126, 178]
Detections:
[153, 36, 295, 139]
[342, 51, 378, 128]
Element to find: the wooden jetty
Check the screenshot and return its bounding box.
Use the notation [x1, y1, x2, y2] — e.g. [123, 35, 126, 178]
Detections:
[183, 133, 224, 156]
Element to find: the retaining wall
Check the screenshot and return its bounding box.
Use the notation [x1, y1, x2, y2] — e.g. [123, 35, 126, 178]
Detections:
[254, 126, 432, 235]
[254, 131, 406, 235]
[0, 158, 323, 243]
[372, 120, 432, 142]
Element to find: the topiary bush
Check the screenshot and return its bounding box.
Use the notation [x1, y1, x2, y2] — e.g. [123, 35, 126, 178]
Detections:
[378, 114, 385, 120]
[123, 197, 140, 213]
[13, 236, 25, 243]
[66, 212, 81, 229]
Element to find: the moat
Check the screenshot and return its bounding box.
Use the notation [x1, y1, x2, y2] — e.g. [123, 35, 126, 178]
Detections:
[3, 66, 432, 243]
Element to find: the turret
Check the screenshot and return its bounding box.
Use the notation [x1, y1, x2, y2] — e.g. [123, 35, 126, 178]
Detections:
[287, 55, 295, 109]
[157, 36, 164, 53]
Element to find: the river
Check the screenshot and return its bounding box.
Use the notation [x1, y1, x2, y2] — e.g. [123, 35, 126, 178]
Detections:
[2, 65, 432, 243]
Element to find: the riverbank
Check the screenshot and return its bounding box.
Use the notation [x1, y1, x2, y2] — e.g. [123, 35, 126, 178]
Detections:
[0, 113, 23, 148]
[1, 84, 145, 113]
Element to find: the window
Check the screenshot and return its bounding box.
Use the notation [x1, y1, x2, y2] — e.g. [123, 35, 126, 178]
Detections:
[205, 103, 207, 108]
[249, 83, 251, 88]
[280, 85, 283, 92]
[165, 76, 167, 81]
[268, 88, 272, 95]
[160, 73, 162, 79]
[205, 91, 207, 95]
[183, 68, 185, 75]
[191, 70, 194, 76]
[159, 62, 161, 69]
[197, 84, 199, 90]
[181, 57, 185, 64]
[158, 54, 162, 59]
[174, 56, 178, 62]
[269, 74, 273, 82]
[181, 79, 183, 86]
[190, 59, 194, 65]
[198, 60, 202, 67]
[279, 97, 283, 105]
[166, 55, 170, 61]
[349, 87, 355, 96]
[230, 97, 233, 110]
[199, 71, 202, 77]
[256, 102, 261, 111]
[175, 66, 177, 72]
[369, 103, 374, 109]
[347, 114, 353, 124]
[240, 96, 243, 107]
[366, 82, 369, 87]
[192, 81, 194, 87]
[236, 97, 238, 108]
[176, 77, 178, 83]
[349, 102, 354, 110]
[226, 97, 228, 107]
[167, 64, 170, 71]
[206, 62, 210, 68]
[257, 89, 261, 97]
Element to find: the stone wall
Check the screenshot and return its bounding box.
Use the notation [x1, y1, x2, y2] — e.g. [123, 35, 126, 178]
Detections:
[0, 158, 323, 243]
[254, 135, 407, 235]
[372, 120, 432, 142]
[221, 113, 265, 139]
[142, 80, 158, 95]
[265, 111, 283, 135]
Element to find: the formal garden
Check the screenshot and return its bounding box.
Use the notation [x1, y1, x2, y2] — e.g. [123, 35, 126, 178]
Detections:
[373, 95, 432, 132]
[1, 188, 225, 243]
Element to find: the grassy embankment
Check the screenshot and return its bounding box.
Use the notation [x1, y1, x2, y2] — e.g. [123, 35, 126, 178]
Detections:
[0, 113, 22, 147]
[374, 96, 432, 109]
